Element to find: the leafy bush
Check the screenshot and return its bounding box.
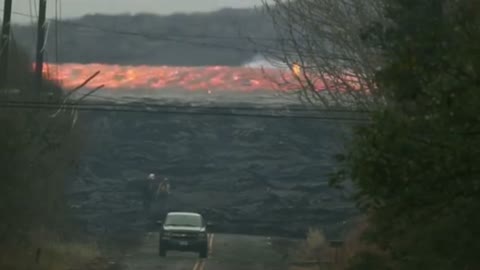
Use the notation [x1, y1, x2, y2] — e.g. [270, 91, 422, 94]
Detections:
[333, 0, 480, 269]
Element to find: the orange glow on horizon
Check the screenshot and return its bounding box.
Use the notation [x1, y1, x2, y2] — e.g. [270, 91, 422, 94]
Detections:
[35, 63, 327, 92]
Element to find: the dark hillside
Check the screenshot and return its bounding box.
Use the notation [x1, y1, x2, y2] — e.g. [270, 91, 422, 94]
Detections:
[68, 106, 357, 240]
[13, 8, 276, 66]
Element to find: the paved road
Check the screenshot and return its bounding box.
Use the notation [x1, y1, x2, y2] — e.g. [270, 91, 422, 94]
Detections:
[122, 232, 292, 270]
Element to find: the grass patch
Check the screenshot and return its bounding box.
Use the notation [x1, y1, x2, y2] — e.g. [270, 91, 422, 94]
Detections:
[0, 230, 107, 270]
[287, 218, 385, 270]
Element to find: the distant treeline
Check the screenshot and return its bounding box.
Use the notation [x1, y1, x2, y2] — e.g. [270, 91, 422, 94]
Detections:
[13, 8, 277, 66]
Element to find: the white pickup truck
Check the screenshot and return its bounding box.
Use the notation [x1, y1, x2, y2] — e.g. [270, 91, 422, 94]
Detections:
[157, 212, 212, 258]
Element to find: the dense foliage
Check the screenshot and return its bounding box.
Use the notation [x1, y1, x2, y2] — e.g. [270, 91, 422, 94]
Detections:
[334, 0, 480, 269]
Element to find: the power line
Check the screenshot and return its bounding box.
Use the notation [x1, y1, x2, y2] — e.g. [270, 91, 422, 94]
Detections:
[0, 100, 371, 122]
[7, 9, 281, 42]
[0, 104, 371, 122]
[0, 98, 372, 113]
[58, 22, 273, 54]
[4, 9, 363, 63]
[4, 9, 298, 55]
[0, 8, 371, 122]
[6, 8, 468, 55]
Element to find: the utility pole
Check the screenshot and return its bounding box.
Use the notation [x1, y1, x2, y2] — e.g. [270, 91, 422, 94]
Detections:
[0, 0, 13, 89]
[35, 0, 47, 92]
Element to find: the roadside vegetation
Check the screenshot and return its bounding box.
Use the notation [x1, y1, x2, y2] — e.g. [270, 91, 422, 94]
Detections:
[0, 229, 103, 270]
[0, 40, 105, 270]
[288, 221, 386, 270]
[266, 0, 480, 269]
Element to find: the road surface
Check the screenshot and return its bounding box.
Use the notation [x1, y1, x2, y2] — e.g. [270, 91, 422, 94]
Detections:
[122, 232, 293, 270]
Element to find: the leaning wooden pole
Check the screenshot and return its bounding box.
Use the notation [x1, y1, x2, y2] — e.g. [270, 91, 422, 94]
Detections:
[35, 0, 47, 92]
[0, 0, 13, 89]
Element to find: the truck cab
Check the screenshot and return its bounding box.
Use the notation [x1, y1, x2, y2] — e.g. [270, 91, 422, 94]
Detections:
[158, 212, 210, 258]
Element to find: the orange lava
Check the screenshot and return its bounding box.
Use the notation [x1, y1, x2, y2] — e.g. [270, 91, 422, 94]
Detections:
[38, 63, 326, 92]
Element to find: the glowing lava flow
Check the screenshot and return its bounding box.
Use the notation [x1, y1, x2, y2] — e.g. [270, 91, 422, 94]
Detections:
[39, 63, 326, 92]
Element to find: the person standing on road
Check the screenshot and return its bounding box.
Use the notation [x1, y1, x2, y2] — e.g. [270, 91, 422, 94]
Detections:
[156, 177, 171, 216]
[142, 173, 159, 211]
[156, 177, 170, 198]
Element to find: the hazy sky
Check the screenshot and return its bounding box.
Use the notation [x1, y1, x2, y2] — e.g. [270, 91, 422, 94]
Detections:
[4, 0, 269, 24]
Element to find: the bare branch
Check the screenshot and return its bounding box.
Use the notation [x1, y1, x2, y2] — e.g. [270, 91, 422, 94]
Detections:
[50, 71, 102, 118]
[261, 0, 387, 110]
